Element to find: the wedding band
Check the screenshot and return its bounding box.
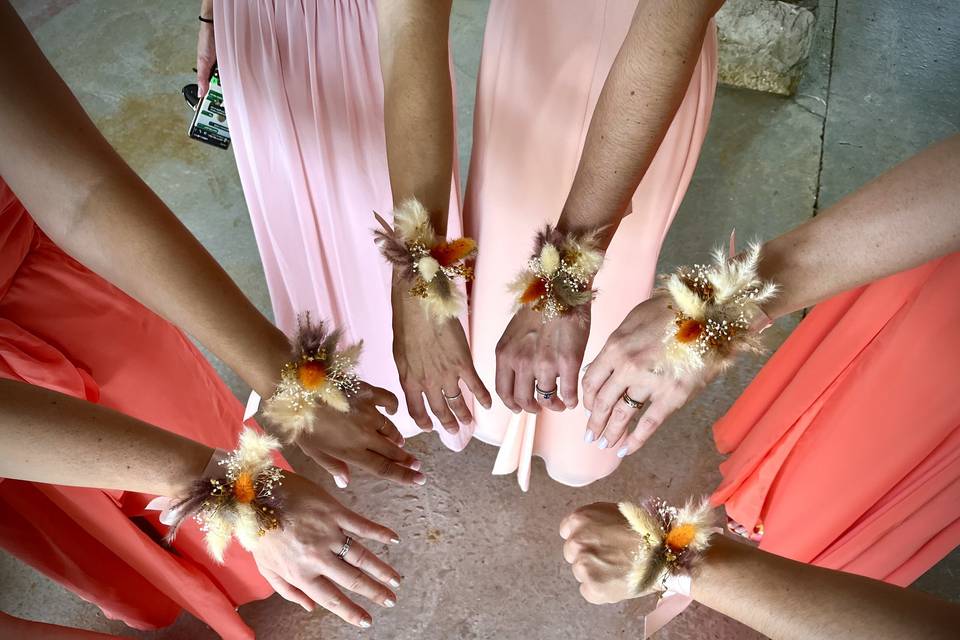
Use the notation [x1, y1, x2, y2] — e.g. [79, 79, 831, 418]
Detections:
[535, 383, 557, 399]
[442, 388, 462, 401]
[336, 536, 353, 560]
[621, 391, 643, 410]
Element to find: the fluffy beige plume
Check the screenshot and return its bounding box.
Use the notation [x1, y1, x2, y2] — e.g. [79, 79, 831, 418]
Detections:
[539, 243, 561, 276]
[393, 198, 435, 246]
[262, 394, 317, 442]
[236, 428, 282, 473]
[666, 273, 708, 319]
[674, 497, 718, 552]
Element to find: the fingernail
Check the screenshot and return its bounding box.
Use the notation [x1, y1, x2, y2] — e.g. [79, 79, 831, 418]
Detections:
[390, 577, 401, 587]
[583, 430, 595, 443]
[384, 599, 395, 608]
[413, 473, 426, 486]
[359, 619, 371, 628]
[584, 408, 591, 416]
[334, 475, 348, 489]
[410, 460, 422, 471]
[390, 538, 400, 546]
[617, 446, 628, 458]
[597, 436, 608, 450]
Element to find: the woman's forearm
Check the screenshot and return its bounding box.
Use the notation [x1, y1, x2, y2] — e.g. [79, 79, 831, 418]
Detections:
[693, 536, 960, 640]
[0, 2, 289, 398]
[759, 135, 960, 320]
[376, 0, 454, 233]
[556, 0, 724, 243]
[0, 379, 211, 497]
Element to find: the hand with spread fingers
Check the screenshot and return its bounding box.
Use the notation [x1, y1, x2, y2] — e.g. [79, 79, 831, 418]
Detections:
[391, 282, 492, 435]
[252, 473, 402, 629]
[295, 383, 426, 489]
[582, 295, 708, 457]
[495, 307, 590, 414]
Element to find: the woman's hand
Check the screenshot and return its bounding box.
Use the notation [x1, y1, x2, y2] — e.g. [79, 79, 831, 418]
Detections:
[559, 502, 646, 604]
[296, 383, 425, 488]
[391, 280, 491, 434]
[495, 308, 590, 413]
[196, 1, 216, 98]
[582, 296, 708, 456]
[252, 473, 403, 628]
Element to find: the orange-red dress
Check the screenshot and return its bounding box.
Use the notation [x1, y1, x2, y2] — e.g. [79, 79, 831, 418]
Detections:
[712, 255, 960, 585]
[0, 179, 272, 639]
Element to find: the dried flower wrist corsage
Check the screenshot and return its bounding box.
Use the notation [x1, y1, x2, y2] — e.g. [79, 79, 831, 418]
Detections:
[509, 225, 604, 323]
[262, 314, 362, 441]
[163, 428, 285, 563]
[619, 497, 721, 639]
[655, 242, 777, 379]
[374, 198, 477, 320]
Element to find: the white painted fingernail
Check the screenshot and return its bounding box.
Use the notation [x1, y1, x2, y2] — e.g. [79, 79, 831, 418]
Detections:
[384, 599, 395, 608]
[597, 436, 608, 450]
[617, 447, 628, 458]
[410, 460, 422, 471]
[583, 430, 595, 443]
[390, 538, 400, 545]
[359, 619, 371, 628]
[390, 578, 401, 587]
[334, 475, 348, 489]
[413, 473, 426, 485]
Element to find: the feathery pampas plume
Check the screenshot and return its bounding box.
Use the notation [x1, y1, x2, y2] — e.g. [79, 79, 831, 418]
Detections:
[163, 428, 284, 563]
[656, 242, 777, 379]
[373, 199, 477, 321]
[509, 225, 605, 324]
[262, 313, 362, 441]
[618, 497, 717, 594]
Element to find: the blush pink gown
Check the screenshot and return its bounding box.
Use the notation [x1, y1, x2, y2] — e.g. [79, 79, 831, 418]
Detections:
[215, 0, 717, 488]
[464, 1, 718, 490]
[0, 180, 273, 639]
[712, 255, 960, 584]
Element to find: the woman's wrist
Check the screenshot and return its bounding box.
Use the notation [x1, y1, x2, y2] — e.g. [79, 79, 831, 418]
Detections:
[690, 535, 753, 609]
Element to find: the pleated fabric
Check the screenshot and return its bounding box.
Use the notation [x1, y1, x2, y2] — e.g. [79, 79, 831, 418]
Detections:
[712, 255, 960, 585]
[0, 179, 273, 639]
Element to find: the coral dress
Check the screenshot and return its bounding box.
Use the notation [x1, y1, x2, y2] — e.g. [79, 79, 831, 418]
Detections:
[215, 0, 717, 488]
[464, 0, 718, 489]
[0, 180, 272, 639]
[712, 255, 960, 585]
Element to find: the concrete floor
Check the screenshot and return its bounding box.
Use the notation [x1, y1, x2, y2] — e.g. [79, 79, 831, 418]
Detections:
[2, 1, 958, 638]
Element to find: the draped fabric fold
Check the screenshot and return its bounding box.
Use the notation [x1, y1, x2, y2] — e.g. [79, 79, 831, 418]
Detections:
[0, 179, 274, 639]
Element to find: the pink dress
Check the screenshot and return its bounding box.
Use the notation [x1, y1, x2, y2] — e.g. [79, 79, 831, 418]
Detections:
[0, 180, 273, 639]
[464, 0, 718, 489]
[712, 255, 960, 585]
[215, 0, 717, 488]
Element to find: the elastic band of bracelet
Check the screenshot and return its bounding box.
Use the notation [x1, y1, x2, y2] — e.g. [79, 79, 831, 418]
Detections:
[162, 428, 285, 563]
[262, 313, 362, 441]
[654, 241, 777, 379]
[618, 497, 721, 639]
[509, 225, 604, 324]
[198, 15, 213, 24]
[374, 199, 477, 321]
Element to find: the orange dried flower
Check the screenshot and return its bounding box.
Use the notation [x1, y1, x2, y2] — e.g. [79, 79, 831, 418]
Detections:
[520, 278, 547, 305]
[233, 472, 256, 503]
[296, 360, 327, 390]
[430, 237, 477, 267]
[675, 318, 703, 343]
[665, 523, 697, 551]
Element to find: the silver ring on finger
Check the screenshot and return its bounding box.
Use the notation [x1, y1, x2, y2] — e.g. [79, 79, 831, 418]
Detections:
[535, 383, 557, 400]
[335, 535, 353, 560]
[442, 388, 462, 401]
[621, 390, 644, 410]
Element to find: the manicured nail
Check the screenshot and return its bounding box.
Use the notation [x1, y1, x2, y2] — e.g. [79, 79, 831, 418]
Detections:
[359, 619, 371, 628]
[597, 436, 608, 450]
[390, 538, 400, 546]
[384, 599, 395, 608]
[410, 460, 421, 471]
[617, 447, 628, 458]
[334, 475, 348, 489]
[583, 430, 595, 443]
[413, 473, 426, 486]
[389, 577, 401, 587]
[584, 408, 591, 416]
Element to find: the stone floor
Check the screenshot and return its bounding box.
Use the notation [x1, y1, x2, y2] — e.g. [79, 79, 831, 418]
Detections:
[2, 1, 958, 639]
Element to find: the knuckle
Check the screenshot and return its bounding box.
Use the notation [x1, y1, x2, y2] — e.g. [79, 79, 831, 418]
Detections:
[347, 571, 366, 593]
